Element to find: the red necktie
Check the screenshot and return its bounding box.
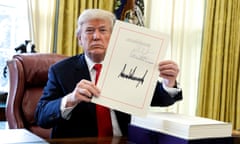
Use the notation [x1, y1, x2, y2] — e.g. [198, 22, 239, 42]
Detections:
[94, 64, 113, 137]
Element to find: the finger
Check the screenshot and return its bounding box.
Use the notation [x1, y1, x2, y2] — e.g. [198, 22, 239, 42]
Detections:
[78, 93, 92, 102]
[159, 63, 178, 71]
[159, 60, 176, 66]
[160, 67, 178, 75]
[78, 80, 101, 97]
[78, 88, 92, 98]
[159, 64, 179, 74]
[160, 72, 176, 80]
[73, 88, 94, 103]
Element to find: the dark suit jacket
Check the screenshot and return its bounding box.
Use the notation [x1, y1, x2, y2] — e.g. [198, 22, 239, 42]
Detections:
[35, 54, 182, 138]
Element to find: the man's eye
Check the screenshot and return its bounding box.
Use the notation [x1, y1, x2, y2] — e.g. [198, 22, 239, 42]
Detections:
[100, 29, 108, 33]
[86, 29, 94, 33]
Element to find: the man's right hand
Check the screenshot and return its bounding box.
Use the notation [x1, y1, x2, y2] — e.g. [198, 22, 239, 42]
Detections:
[66, 79, 100, 107]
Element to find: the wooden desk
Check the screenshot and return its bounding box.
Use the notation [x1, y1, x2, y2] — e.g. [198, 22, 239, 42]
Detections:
[0, 128, 239, 144]
[46, 137, 240, 144]
[232, 130, 240, 144]
[232, 130, 240, 137]
[46, 137, 128, 144]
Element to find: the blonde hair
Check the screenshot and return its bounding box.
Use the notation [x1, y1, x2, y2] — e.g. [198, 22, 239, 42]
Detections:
[76, 9, 116, 36]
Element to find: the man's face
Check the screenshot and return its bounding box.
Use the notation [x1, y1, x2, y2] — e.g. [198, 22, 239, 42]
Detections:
[78, 19, 112, 63]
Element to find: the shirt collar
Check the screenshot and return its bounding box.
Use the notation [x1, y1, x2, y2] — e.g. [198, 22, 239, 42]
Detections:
[84, 54, 103, 71]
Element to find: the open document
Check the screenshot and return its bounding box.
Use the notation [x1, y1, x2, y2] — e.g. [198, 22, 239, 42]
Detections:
[92, 20, 169, 116]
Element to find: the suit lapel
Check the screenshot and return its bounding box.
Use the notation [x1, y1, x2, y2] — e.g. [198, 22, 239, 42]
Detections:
[72, 54, 91, 82]
[74, 54, 97, 118]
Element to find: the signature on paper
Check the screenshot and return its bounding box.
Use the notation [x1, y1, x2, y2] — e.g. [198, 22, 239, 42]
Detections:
[118, 64, 148, 88]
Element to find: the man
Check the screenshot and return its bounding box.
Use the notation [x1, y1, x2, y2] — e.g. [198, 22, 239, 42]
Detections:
[35, 9, 182, 138]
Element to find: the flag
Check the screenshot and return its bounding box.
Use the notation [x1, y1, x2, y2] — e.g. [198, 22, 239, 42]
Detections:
[114, 0, 145, 26]
[134, 0, 145, 26]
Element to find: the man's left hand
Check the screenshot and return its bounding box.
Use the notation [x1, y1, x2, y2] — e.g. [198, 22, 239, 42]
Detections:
[158, 60, 179, 87]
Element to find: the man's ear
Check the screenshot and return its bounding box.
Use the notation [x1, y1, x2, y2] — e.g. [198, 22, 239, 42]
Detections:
[78, 36, 82, 46]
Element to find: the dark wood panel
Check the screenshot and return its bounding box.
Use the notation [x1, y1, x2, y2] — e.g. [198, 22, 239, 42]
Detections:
[0, 107, 5, 121]
[46, 137, 128, 144]
[0, 91, 7, 121]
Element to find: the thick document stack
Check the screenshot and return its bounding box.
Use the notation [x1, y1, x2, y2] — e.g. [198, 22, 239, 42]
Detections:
[129, 112, 233, 144]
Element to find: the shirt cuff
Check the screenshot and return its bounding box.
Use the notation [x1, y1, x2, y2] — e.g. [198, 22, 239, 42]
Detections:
[162, 79, 181, 97]
[60, 96, 76, 120]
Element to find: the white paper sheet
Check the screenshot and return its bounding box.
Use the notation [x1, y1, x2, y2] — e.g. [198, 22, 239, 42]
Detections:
[0, 129, 48, 143]
[91, 20, 169, 116]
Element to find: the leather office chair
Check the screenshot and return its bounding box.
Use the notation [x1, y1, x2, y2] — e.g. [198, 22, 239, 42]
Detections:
[6, 53, 67, 139]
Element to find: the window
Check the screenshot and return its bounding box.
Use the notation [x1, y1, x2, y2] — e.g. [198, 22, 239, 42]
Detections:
[0, 0, 30, 92]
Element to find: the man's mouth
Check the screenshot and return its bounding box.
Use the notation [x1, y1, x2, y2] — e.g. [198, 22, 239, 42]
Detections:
[91, 44, 103, 49]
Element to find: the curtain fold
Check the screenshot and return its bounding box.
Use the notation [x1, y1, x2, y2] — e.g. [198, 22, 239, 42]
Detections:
[54, 0, 114, 56]
[145, 0, 205, 115]
[197, 0, 240, 129]
[27, 0, 56, 53]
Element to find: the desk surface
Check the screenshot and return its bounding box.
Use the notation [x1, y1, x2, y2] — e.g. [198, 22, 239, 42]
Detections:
[0, 128, 239, 144]
[47, 137, 240, 144]
[47, 137, 128, 144]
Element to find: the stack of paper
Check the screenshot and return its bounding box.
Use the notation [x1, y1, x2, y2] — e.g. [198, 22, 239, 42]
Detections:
[131, 112, 232, 140]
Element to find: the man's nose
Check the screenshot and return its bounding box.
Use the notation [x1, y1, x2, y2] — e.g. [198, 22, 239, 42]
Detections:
[93, 30, 100, 40]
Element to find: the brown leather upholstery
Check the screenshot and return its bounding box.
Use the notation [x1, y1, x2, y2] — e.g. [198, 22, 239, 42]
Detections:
[6, 53, 67, 139]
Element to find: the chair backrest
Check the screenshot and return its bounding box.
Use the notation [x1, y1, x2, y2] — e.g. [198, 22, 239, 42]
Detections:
[6, 53, 67, 139]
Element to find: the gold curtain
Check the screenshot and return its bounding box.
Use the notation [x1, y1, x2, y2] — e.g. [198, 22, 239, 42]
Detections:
[197, 0, 240, 129]
[55, 0, 114, 56]
[27, 0, 56, 53]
